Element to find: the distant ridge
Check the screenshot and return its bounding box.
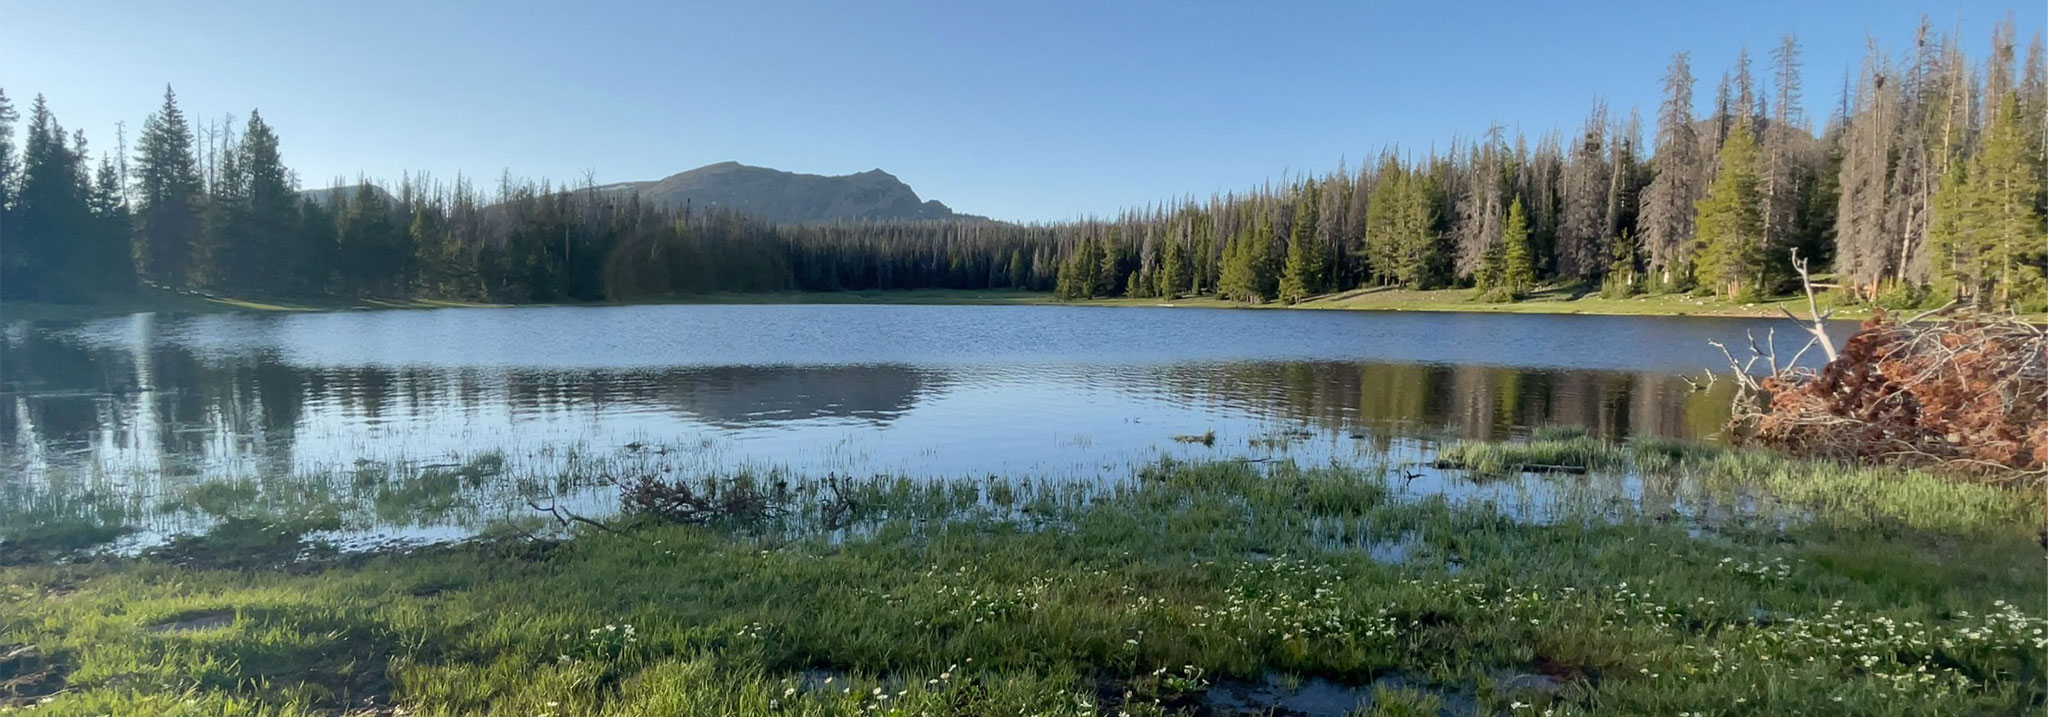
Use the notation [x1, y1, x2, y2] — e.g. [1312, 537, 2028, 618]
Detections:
[300, 183, 395, 207]
[597, 162, 977, 224]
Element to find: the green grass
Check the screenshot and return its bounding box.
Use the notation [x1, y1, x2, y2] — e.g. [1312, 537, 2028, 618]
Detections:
[2, 442, 2042, 716]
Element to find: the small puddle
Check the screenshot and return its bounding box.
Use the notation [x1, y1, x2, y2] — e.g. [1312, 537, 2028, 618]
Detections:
[1364, 531, 1422, 566]
[1309, 526, 1464, 575]
[1202, 675, 1374, 715]
[1196, 672, 1481, 716]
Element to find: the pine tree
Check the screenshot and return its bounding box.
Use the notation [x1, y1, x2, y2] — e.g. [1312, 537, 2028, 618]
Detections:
[1601, 230, 1638, 298]
[87, 153, 138, 293]
[1362, 155, 1409, 285]
[1157, 231, 1186, 299]
[1277, 185, 1323, 303]
[1474, 241, 1504, 296]
[1218, 215, 1277, 302]
[1359, 160, 1445, 290]
[1927, 160, 1977, 300]
[9, 95, 93, 298]
[88, 155, 127, 222]
[133, 86, 204, 289]
[336, 182, 400, 296]
[1694, 123, 1766, 298]
[1095, 230, 1122, 297]
[1054, 237, 1101, 300]
[294, 195, 339, 294]
[1217, 230, 1253, 301]
[1397, 168, 1445, 287]
[411, 198, 459, 296]
[1006, 248, 1027, 288]
[1501, 196, 1534, 298]
[2023, 36, 2046, 221]
[229, 110, 298, 295]
[1929, 94, 2047, 307]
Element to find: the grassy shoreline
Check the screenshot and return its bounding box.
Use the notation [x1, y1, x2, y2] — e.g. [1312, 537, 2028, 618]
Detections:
[6, 285, 1949, 323]
[3, 439, 2041, 716]
[1, 287, 504, 322]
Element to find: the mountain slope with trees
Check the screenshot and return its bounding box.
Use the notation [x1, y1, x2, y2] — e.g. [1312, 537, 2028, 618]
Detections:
[1, 16, 2042, 312]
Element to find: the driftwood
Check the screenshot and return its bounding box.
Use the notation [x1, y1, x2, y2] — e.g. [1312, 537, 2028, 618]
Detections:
[527, 498, 625, 534]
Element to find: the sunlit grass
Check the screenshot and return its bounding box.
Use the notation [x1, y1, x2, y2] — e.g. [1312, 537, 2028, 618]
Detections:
[2, 441, 2042, 715]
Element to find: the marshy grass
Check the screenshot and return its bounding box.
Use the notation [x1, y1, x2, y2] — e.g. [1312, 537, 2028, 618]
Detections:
[1433, 427, 1638, 476]
[1, 442, 2043, 715]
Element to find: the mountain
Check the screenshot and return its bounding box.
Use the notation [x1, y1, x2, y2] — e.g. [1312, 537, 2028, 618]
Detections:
[300, 183, 396, 207]
[597, 162, 973, 224]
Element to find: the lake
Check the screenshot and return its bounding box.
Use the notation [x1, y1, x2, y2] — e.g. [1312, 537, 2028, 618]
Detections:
[1, 303, 1847, 545]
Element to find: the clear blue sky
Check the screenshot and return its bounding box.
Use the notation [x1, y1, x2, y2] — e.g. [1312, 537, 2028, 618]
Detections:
[1, 1, 2039, 222]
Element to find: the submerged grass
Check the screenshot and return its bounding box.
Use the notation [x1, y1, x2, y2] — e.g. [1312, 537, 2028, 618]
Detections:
[1, 443, 2042, 716]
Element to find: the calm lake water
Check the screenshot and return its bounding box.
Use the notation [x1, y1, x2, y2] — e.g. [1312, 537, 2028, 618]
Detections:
[1, 304, 1848, 545]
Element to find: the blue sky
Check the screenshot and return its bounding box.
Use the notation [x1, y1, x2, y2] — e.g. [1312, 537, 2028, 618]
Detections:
[1, 1, 2040, 222]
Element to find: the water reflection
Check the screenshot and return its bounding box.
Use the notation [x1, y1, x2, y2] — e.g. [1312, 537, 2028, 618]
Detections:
[4, 343, 1731, 478]
[2, 304, 1776, 544]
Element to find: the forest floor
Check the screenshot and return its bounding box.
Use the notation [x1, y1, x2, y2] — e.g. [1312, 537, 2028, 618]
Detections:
[3, 437, 2042, 716]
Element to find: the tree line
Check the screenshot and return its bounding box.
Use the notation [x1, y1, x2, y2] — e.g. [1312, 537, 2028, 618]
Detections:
[2, 17, 2043, 310]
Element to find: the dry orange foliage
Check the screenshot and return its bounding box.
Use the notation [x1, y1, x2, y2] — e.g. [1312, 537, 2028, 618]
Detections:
[1733, 312, 2047, 477]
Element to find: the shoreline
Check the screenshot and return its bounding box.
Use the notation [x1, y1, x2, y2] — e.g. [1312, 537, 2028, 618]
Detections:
[10, 286, 2032, 323]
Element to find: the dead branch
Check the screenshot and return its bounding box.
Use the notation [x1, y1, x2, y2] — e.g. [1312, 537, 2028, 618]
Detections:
[1784, 248, 1839, 362]
[527, 498, 624, 534]
[1904, 298, 1960, 326]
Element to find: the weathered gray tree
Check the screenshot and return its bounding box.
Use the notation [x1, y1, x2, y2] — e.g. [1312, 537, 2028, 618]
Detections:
[1760, 34, 1812, 287]
[1557, 102, 1611, 279]
[1640, 54, 1700, 286]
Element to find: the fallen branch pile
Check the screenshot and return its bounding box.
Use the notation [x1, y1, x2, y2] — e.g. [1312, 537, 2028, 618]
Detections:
[1726, 311, 2048, 479]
